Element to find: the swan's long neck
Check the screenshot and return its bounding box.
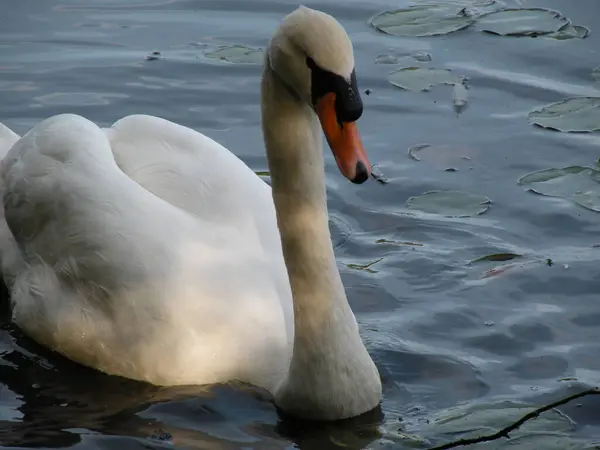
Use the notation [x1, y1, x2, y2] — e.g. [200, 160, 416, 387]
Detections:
[261, 63, 381, 420]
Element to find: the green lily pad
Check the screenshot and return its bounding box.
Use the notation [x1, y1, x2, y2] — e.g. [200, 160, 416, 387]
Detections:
[426, 400, 574, 439]
[592, 67, 600, 82]
[518, 165, 600, 212]
[204, 45, 264, 64]
[476, 8, 569, 37]
[470, 252, 521, 263]
[407, 190, 491, 217]
[370, 4, 475, 37]
[528, 97, 600, 133]
[389, 67, 462, 92]
[548, 24, 590, 40]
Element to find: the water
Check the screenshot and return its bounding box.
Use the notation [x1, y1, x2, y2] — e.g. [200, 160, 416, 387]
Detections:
[1, 0, 600, 448]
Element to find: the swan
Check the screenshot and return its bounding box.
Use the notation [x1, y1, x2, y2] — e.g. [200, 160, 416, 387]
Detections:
[0, 6, 382, 420]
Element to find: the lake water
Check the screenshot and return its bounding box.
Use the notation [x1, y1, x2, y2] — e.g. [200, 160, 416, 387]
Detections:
[1, 0, 600, 448]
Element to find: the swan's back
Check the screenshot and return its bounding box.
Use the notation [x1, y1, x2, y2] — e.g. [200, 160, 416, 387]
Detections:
[0, 114, 293, 390]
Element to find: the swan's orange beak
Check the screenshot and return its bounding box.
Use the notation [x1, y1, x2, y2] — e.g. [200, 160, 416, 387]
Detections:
[315, 92, 371, 184]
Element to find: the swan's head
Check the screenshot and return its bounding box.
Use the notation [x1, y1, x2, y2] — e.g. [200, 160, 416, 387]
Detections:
[267, 6, 371, 184]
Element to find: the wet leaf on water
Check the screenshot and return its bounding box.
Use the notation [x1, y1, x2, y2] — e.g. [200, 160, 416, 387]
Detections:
[476, 8, 569, 37]
[426, 400, 574, 439]
[370, 5, 475, 37]
[480, 260, 539, 279]
[376, 238, 423, 247]
[371, 164, 389, 184]
[592, 66, 600, 82]
[408, 143, 430, 161]
[470, 252, 521, 263]
[204, 45, 264, 64]
[528, 97, 600, 133]
[518, 166, 600, 212]
[406, 190, 491, 217]
[347, 258, 383, 273]
[389, 67, 462, 92]
[548, 24, 590, 40]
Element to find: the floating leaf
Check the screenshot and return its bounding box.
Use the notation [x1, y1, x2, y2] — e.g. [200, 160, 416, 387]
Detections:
[528, 97, 600, 133]
[548, 24, 590, 40]
[376, 238, 423, 247]
[389, 67, 461, 92]
[406, 190, 491, 217]
[370, 4, 475, 37]
[470, 253, 521, 263]
[347, 258, 383, 273]
[254, 170, 269, 177]
[476, 8, 569, 37]
[518, 166, 600, 212]
[204, 45, 264, 64]
[592, 67, 600, 83]
[426, 400, 574, 439]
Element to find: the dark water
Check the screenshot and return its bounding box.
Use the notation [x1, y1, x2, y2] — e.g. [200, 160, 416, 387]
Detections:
[1, 0, 600, 448]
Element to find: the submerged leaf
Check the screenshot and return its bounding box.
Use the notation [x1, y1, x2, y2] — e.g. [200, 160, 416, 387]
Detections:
[389, 67, 462, 92]
[370, 5, 474, 37]
[528, 97, 600, 133]
[406, 190, 491, 217]
[476, 8, 569, 37]
[204, 45, 264, 64]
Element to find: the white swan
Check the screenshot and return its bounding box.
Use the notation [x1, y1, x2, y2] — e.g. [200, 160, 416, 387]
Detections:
[0, 6, 382, 420]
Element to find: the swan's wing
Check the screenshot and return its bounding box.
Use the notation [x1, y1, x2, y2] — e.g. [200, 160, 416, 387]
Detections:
[0, 123, 20, 157]
[105, 115, 278, 246]
[1, 114, 293, 385]
[0, 123, 22, 284]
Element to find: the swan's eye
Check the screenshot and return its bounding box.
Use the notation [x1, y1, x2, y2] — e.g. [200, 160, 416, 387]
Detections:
[307, 57, 363, 123]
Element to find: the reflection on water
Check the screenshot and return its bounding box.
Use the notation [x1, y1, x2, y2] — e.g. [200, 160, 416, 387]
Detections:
[1, 0, 600, 448]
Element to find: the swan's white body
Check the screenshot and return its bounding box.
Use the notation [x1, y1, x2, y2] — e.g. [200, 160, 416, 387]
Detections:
[0, 7, 381, 420]
[0, 115, 293, 390]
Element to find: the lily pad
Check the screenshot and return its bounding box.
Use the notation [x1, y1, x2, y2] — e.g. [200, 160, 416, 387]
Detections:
[406, 190, 491, 217]
[470, 252, 521, 263]
[204, 45, 264, 64]
[528, 97, 600, 133]
[426, 400, 574, 439]
[518, 165, 600, 212]
[476, 8, 569, 37]
[389, 67, 462, 92]
[548, 24, 590, 40]
[370, 4, 475, 37]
